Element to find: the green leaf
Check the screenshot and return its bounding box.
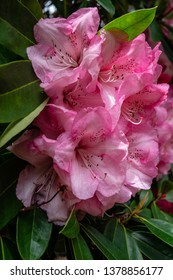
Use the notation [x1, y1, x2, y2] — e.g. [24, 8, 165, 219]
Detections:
[151, 202, 173, 223]
[0, 236, 14, 260]
[0, 157, 24, 230]
[59, 208, 80, 239]
[0, 18, 32, 58]
[17, 208, 52, 260]
[140, 218, 173, 247]
[166, 190, 173, 202]
[0, 237, 21, 260]
[0, 44, 22, 64]
[0, 0, 37, 43]
[19, 0, 43, 20]
[0, 98, 49, 148]
[104, 219, 143, 259]
[132, 231, 173, 260]
[71, 233, 93, 260]
[101, 7, 157, 40]
[96, 0, 115, 16]
[0, 61, 46, 123]
[150, 19, 173, 63]
[82, 224, 119, 259]
[139, 208, 152, 219]
[139, 189, 154, 208]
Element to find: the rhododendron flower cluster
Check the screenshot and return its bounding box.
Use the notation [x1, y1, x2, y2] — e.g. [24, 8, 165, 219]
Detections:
[9, 8, 172, 225]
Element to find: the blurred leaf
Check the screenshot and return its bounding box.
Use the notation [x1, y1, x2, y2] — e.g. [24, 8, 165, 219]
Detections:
[0, 60, 46, 123]
[150, 19, 173, 63]
[0, 98, 48, 148]
[104, 219, 142, 259]
[141, 218, 173, 247]
[71, 233, 93, 260]
[139, 208, 152, 219]
[17, 208, 52, 260]
[151, 202, 173, 223]
[96, 0, 115, 16]
[19, 0, 43, 20]
[59, 208, 80, 239]
[139, 189, 154, 208]
[0, 157, 24, 230]
[166, 190, 173, 202]
[0, 0, 37, 42]
[82, 224, 120, 259]
[132, 231, 173, 260]
[101, 7, 157, 40]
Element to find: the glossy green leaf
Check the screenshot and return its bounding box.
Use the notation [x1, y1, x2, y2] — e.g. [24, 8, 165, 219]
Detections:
[166, 190, 173, 202]
[96, 0, 115, 16]
[0, 0, 37, 42]
[0, 98, 49, 148]
[141, 218, 173, 247]
[0, 157, 24, 230]
[0, 18, 32, 58]
[82, 224, 119, 259]
[17, 208, 52, 260]
[71, 233, 93, 260]
[151, 202, 173, 223]
[132, 231, 173, 260]
[104, 219, 142, 259]
[59, 208, 80, 239]
[101, 7, 157, 40]
[19, 0, 43, 20]
[0, 60, 46, 123]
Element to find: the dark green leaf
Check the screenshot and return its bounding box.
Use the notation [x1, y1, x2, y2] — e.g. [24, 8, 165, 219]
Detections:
[150, 19, 173, 63]
[101, 7, 157, 40]
[151, 202, 173, 223]
[19, 0, 43, 20]
[0, 237, 21, 260]
[166, 190, 173, 202]
[0, 98, 49, 148]
[0, 0, 37, 42]
[0, 157, 24, 230]
[0, 44, 22, 64]
[104, 219, 142, 259]
[59, 208, 80, 239]
[0, 61, 46, 123]
[132, 231, 173, 260]
[0, 182, 22, 230]
[82, 224, 119, 259]
[71, 233, 93, 260]
[17, 208, 52, 260]
[0, 236, 14, 260]
[0, 18, 32, 58]
[141, 218, 173, 247]
[96, 0, 115, 16]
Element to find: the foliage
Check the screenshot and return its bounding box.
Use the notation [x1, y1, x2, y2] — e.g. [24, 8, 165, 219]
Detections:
[1, 0, 173, 260]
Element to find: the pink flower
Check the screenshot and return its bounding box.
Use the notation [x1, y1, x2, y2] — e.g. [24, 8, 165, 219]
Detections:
[8, 130, 72, 225]
[98, 32, 168, 123]
[32, 107, 129, 213]
[27, 8, 103, 101]
[125, 123, 159, 190]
